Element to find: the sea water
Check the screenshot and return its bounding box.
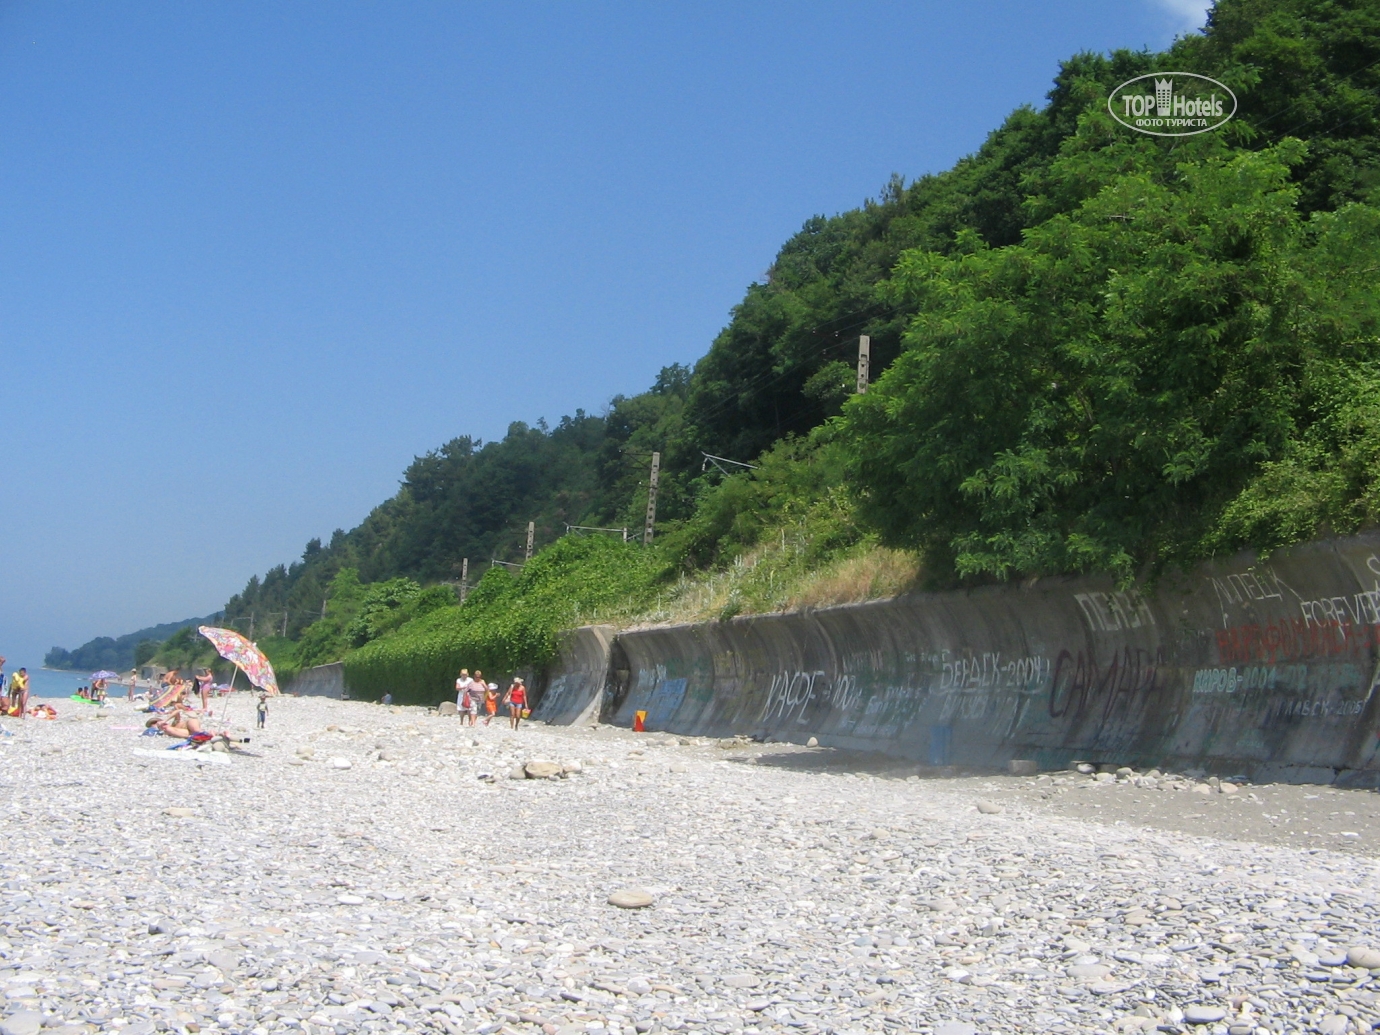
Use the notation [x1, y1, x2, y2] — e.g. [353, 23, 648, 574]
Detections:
[28, 668, 95, 700]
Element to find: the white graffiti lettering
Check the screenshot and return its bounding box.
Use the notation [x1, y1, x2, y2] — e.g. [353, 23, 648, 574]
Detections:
[761, 670, 826, 724]
[1208, 566, 1297, 627]
[1192, 667, 1243, 694]
[1270, 697, 1368, 720]
[939, 651, 1050, 695]
[1075, 591, 1155, 632]
[1191, 664, 1309, 695]
[1299, 588, 1380, 629]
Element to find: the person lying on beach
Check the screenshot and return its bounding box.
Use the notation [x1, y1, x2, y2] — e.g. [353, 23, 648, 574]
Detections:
[149, 708, 206, 739]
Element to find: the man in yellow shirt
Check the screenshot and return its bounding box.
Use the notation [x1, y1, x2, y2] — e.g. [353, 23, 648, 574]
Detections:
[7, 668, 29, 718]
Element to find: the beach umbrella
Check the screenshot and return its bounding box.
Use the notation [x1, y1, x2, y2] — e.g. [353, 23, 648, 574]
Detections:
[90, 670, 119, 681]
[197, 626, 279, 694]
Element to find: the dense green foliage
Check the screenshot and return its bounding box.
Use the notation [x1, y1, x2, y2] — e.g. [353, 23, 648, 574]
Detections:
[45, 614, 219, 672]
[291, 569, 458, 669]
[837, 0, 1380, 582]
[343, 535, 661, 705]
[93, 0, 1380, 697]
[845, 141, 1380, 579]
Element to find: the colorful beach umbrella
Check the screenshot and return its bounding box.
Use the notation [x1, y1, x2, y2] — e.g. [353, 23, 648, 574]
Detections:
[90, 670, 120, 681]
[197, 626, 279, 694]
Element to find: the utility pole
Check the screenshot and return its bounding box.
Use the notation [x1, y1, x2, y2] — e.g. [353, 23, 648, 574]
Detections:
[525, 521, 535, 561]
[644, 451, 661, 545]
[248, 611, 256, 642]
[281, 611, 288, 638]
[857, 334, 870, 394]
[460, 557, 469, 603]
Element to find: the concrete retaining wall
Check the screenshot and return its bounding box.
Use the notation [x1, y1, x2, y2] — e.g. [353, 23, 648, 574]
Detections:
[288, 662, 346, 699]
[531, 626, 616, 725]
[545, 534, 1380, 786]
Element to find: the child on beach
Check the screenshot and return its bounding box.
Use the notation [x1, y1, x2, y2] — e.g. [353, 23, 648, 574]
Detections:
[483, 682, 499, 725]
[256, 692, 268, 729]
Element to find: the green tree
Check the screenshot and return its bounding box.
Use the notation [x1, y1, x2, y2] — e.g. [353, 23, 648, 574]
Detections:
[844, 140, 1380, 581]
[294, 568, 368, 668]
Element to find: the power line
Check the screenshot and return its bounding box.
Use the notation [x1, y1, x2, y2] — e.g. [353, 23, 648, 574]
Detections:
[701, 452, 759, 476]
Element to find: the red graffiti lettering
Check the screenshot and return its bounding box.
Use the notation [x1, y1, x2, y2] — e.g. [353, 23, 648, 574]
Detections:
[1215, 618, 1380, 665]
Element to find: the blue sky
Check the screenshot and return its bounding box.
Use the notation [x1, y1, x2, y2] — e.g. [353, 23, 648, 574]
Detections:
[0, 1, 1207, 667]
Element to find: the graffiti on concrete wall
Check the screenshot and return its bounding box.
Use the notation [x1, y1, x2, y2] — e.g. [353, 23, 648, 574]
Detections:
[1075, 591, 1155, 632]
[1216, 616, 1380, 665]
[761, 669, 867, 725]
[1192, 664, 1309, 696]
[591, 541, 1380, 776]
[1048, 645, 1164, 721]
[1207, 566, 1296, 627]
[939, 651, 1050, 694]
[646, 676, 687, 728]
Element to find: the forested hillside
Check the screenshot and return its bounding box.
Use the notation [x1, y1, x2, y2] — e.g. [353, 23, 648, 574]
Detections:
[44, 614, 219, 673]
[131, 0, 1380, 701]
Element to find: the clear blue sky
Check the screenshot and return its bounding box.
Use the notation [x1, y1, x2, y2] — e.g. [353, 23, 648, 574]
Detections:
[0, 1, 1207, 667]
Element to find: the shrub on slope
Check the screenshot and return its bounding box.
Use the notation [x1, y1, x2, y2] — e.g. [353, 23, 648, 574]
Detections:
[342, 534, 660, 705]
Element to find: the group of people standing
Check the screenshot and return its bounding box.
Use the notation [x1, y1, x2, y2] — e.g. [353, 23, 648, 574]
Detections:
[454, 668, 528, 729]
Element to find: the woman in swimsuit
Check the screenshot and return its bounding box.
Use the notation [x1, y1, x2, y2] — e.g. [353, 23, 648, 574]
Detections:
[504, 677, 528, 730]
[153, 707, 205, 740]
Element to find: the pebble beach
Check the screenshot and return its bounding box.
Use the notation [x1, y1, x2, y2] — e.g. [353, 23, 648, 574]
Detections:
[1, 696, 1378, 1035]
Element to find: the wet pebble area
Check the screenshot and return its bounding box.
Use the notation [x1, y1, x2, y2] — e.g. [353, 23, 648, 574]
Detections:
[1, 698, 1378, 1035]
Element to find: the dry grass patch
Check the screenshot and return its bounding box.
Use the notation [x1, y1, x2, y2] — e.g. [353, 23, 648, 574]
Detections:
[784, 547, 922, 609]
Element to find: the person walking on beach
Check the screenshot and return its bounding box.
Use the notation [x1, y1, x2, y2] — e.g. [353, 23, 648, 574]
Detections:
[504, 677, 528, 730]
[256, 692, 268, 729]
[195, 669, 213, 711]
[455, 668, 473, 717]
[459, 678, 478, 726]
[465, 670, 485, 726]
